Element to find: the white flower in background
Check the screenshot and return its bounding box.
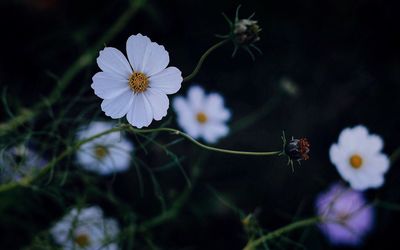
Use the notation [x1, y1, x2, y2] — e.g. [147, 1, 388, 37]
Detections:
[91, 33, 183, 128]
[329, 125, 390, 190]
[51, 206, 119, 250]
[173, 86, 231, 143]
[0, 145, 46, 183]
[76, 121, 133, 175]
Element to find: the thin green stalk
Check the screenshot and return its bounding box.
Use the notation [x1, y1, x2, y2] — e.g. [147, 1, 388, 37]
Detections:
[243, 217, 320, 250]
[183, 39, 229, 82]
[0, 0, 146, 135]
[124, 125, 281, 156]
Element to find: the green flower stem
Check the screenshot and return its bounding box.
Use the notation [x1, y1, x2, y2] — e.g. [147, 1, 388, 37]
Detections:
[0, 0, 146, 136]
[183, 39, 229, 83]
[243, 217, 320, 250]
[124, 125, 281, 156]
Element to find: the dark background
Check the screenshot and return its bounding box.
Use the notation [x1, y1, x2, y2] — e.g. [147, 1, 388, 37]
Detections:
[0, 0, 399, 249]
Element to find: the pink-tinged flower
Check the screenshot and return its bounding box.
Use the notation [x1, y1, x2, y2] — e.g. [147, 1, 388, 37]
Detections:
[91, 34, 182, 128]
[315, 182, 374, 246]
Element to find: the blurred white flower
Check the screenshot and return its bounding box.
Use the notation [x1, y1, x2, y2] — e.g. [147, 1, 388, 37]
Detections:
[51, 206, 119, 250]
[0, 145, 46, 183]
[91, 33, 183, 128]
[329, 125, 390, 190]
[315, 182, 374, 246]
[76, 121, 133, 175]
[173, 86, 231, 143]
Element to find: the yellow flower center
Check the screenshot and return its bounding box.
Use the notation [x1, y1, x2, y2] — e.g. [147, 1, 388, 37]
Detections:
[74, 233, 90, 248]
[94, 145, 108, 159]
[129, 72, 149, 93]
[349, 154, 363, 169]
[196, 112, 208, 124]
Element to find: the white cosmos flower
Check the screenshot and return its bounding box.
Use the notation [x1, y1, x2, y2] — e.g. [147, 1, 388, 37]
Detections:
[76, 121, 133, 175]
[0, 145, 46, 183]
[173, 86, 231, 143]
[51, 206, 119, 250]
[91, 33, 183, 128]
[329, 125, 390, 190]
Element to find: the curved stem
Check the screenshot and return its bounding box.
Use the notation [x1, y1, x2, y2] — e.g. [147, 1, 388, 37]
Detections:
[183, 39, 229, 83]
[0, 0, 146, 135]
[123, 125, 281, 156]
[243, 217, 320, 250]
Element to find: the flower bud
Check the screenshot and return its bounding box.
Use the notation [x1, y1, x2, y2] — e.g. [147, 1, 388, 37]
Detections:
[284, 138, 310, 162]
[234, 19, 261, 45]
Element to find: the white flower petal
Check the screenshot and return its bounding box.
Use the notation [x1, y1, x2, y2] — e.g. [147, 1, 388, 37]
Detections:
[126, 34, 152, 72]
[205, 93, 231, 122]
[144, 42, 169, 76]
[101, 90, 134, 119]
[202, 122, 229, 144]
[145, 88, 169, 120]
[187, 85, 205, 111]
[91, 71, 130, 99]
[127, 93, 153, 128]
[97, 47, 132, 78]
[149, 67, 182, 94]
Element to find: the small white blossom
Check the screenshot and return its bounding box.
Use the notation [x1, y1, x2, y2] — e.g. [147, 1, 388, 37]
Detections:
[76, 121, 133, 175]
[329, 125, 390, 190]
[0, 145, 46, 183]
[91, 33, 183, 128]
[51, 206, 119, 250]
[173, 86, 231, 144]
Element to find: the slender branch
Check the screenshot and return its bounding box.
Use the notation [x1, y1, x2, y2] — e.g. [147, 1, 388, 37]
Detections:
[243, 217, 320, 250]
[124, 125, 281, 156]
[0, 0, 146, 135]
[183, 39, 229, 82]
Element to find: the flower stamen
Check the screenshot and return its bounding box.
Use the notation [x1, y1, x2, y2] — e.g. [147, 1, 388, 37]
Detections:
[74, 233, 91, 247]
[196, 112, 208, 124]
[349, 154, 363, 169]
[94, 145, 108, 159]
[129, 72, 149, 93]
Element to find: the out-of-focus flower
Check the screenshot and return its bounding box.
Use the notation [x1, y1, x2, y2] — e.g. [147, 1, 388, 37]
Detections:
[279, 77, 300, 97]
[173, 86, 231, 144]
[315, 182, 374, 246]
[51, 206, 119, 250]
[329, 125, 390, 190]
[91, 34, 182, 128]
[76, 121, 133, 175]
[0, 145, 46, 183]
